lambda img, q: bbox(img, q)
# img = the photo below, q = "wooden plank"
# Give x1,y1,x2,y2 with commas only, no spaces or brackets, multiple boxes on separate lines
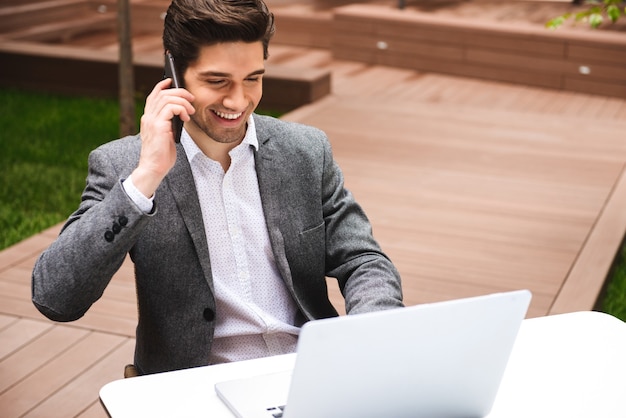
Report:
568,43,626,66
0,296,43,323
332,29,467,63
126,34,163,54
564,60,626,82
322,65,415,98
564,76,626,99
23,338,135,418
426,76,505,105
88,296,137,324
0,314,17,331
0,250,134,336
0,294,137,337
461,32,565,57
0,263,36,283
0,0,97,33
0,331,125,418
331,13,376,35
374,18,566,57
0,318,51,361
7,16,115,42
598,97,626,119
130,2,169,35
616,102,626,119
384,36,467,62
330,44,376,65
397,274,554,318
0,325,89,394
94,281,136,304
0,280,33,307
381,244,569,296
0,233,52,271
267,48,332,70
76,401,110,418
379,51,565,89
551,164,626,314
467,48,568,77
468,81,533,110
273,7,333,49
537,89,585,115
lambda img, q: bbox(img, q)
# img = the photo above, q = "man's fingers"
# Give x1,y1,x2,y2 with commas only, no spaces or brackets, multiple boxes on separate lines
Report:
144,81,195,126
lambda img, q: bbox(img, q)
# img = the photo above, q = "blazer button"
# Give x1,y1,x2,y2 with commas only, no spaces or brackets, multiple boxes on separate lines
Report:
118,216,128,227
104,230,115,242
112,222,121,234
203,308,215,322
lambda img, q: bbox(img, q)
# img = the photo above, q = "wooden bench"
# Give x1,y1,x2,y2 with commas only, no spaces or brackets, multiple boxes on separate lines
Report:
330,4,626,98
0,41,331,111
2,15,115,43
271,4,334,49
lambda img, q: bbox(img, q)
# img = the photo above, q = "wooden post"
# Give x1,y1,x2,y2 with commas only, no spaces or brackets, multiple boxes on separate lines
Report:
117,0,136,136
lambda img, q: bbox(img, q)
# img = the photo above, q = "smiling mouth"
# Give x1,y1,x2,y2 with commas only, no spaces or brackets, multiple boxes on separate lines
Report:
213,110,243,120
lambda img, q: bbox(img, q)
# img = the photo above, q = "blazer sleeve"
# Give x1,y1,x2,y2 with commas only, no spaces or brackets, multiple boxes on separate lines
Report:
31,140,151,322
319,136,404,314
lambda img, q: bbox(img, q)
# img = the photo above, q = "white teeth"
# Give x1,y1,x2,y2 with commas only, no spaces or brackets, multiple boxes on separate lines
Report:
214,110,242,120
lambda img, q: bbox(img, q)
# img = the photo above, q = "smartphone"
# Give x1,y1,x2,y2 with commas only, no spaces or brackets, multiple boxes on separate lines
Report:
164,51,183,143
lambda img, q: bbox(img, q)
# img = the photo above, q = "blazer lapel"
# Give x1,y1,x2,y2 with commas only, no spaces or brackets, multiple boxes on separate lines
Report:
165,144,214,292
253,116,295,290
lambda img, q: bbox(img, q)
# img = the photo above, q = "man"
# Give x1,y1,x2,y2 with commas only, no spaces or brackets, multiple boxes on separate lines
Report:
31,0,403,376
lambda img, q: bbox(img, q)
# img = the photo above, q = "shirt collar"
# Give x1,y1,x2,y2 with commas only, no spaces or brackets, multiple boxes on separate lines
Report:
181,114,258,164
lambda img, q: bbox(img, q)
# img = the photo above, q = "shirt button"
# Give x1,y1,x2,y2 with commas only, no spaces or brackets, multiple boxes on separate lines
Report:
118,216,128,226
203,308,215,322
112,222,121,234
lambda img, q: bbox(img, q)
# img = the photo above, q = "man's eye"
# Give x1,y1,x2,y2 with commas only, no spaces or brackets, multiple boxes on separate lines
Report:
208,79,226,86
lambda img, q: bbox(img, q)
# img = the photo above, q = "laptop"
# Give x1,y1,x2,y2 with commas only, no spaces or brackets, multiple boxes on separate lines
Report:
215,289,532,418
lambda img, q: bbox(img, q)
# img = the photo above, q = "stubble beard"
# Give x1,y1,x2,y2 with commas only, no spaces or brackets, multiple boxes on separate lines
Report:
191,107,252,145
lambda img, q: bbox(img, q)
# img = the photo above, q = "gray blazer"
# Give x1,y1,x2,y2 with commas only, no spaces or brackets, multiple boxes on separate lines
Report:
32,114,403,375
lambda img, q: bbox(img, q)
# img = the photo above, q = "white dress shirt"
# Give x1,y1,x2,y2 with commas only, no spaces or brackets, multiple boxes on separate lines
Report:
125,117,300,364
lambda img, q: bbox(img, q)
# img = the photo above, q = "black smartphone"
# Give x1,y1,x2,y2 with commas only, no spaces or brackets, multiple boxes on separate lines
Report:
164,51,183,143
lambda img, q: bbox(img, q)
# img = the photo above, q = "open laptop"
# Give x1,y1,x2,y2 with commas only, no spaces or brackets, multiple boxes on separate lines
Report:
215,289,532,418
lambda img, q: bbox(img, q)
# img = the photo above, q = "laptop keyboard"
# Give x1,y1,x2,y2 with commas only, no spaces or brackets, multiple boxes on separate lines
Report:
266,405,286,417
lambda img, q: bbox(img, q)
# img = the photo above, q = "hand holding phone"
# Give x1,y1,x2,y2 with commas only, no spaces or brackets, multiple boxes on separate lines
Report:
164,52,184,143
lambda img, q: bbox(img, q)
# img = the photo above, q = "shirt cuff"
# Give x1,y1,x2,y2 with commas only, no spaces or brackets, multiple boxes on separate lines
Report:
122,175,154,213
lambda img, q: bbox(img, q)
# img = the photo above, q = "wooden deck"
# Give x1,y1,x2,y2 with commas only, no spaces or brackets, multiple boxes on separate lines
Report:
2,1,626,417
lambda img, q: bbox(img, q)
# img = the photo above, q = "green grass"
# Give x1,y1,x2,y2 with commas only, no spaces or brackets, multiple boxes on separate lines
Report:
1,87,625,321
0,88,121,249
602,243,626,320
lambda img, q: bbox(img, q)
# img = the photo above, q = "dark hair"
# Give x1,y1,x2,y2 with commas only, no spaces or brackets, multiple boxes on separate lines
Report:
163,0,275,74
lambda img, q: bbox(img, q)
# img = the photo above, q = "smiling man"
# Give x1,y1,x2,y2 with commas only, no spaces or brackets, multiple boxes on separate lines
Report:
31,0,403,376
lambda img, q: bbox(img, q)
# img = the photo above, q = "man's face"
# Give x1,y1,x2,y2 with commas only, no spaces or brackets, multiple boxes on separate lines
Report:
183,41,265,145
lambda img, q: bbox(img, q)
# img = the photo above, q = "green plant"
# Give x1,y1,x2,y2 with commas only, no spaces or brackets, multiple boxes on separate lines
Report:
546,0,625,29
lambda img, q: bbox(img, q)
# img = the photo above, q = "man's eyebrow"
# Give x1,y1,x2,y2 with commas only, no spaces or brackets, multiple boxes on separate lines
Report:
198,69,266,78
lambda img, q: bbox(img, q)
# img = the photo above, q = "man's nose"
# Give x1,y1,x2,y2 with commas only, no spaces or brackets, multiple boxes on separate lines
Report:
223,84,246,110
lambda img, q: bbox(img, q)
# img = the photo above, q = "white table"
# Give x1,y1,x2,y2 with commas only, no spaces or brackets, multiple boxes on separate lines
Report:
488,311,626,417
100,311,626,418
